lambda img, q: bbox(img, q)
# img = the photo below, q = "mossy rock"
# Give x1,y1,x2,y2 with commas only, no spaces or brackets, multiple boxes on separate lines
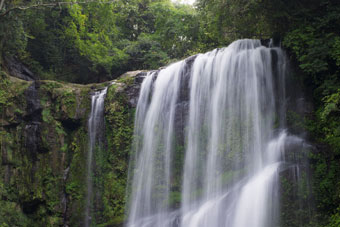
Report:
0,70,144,226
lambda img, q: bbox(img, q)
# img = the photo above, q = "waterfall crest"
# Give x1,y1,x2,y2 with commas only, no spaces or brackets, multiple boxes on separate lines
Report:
126,39,301,227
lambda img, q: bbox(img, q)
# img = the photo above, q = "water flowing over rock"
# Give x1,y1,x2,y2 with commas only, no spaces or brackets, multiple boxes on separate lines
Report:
85,88,107,227
126,39,307,227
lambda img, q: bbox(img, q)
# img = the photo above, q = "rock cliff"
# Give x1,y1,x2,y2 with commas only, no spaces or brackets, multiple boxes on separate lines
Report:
0,70,144,226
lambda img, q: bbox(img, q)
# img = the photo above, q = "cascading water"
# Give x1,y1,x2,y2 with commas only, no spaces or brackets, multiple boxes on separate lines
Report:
126,39,304,227
85,88,107,227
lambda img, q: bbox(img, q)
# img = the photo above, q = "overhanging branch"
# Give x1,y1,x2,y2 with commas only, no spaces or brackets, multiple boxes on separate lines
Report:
0,0,116,17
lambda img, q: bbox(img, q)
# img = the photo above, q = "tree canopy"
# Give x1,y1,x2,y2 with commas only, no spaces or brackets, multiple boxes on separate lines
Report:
0,0,201,83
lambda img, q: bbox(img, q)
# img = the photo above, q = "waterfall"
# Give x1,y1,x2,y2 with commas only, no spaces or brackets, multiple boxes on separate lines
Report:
126,39,303,227
85,88,107,227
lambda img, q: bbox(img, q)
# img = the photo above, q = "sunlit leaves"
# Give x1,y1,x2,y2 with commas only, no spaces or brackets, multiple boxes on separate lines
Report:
64,1,128,73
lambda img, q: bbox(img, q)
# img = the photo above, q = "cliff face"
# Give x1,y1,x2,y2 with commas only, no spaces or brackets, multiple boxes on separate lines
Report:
0,62,314,227
0,52,337,227
0,70,144,226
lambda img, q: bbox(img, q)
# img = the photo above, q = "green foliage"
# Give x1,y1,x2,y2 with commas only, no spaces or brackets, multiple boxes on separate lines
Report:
321,91,340,121
0,75,10,111
0,9,27,57
0,201,31,227
0,0,201,83
284,29,333,76
65,1,128,73
317,90,340,153
327,208,340,227
100,84,135,224
150,1,200,58
42,109,52,123
331,37,340,66
66,130,88,225
125,34,169,70
0,72,31,119
195,0,274,47
168,191,181,208
310,151,340,220
283,2,340,224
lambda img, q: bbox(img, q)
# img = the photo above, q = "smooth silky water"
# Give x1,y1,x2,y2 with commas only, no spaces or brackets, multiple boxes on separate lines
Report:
126,39,304,227
85,88,107,227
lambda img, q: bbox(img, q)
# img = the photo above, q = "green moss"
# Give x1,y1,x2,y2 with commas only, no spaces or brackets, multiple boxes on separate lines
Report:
40,80,91,121
287,110,308,132
0,74,30,121
61,90,77,117
168,191,181,208
0,200,32,227
0,71,138,226
116,75,135,86
42,109,52,123
40,81,63,90
67,130,88,225
0,73,96,226
89,83,135,225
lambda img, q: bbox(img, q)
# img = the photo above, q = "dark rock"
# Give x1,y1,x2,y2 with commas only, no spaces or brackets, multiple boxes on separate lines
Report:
135,71,149,83
25,122,48,156
23,82,47,157
172,58,195,145
184,54,198,66
283,135,312,165
122,71,148,108
24,82,42,122
61,118,82,132
261,36,281,47
174,101,189,144
4,56,36,81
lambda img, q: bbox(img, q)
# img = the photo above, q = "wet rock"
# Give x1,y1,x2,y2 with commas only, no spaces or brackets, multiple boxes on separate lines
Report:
23,82,48,156
261,37,281,47
174,101,189,144
24,82,42,122
117,70,148,108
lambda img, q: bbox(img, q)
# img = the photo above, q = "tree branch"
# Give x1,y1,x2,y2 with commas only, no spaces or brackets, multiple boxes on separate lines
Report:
0,0,116,17
0,0,5,11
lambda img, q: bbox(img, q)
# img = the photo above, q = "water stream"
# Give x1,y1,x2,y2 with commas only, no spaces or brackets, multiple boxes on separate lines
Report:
126,39,303,227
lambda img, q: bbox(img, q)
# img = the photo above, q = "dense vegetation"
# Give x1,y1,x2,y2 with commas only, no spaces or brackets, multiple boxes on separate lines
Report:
0,0,201,83
1,0,340,226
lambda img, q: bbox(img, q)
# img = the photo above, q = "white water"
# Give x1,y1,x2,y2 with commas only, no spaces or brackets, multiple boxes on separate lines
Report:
126,39,299,227
85,88,107,227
